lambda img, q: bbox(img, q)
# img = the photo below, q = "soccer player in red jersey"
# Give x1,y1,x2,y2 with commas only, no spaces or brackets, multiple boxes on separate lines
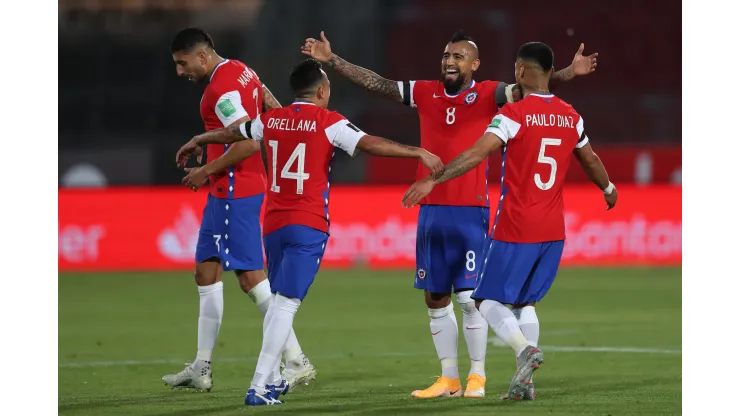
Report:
177,58,443,405
302,30,598,398
164,28,315,392
402,42,617,401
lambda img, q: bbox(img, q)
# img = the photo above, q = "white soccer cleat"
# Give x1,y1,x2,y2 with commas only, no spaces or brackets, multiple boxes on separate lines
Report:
162,362,213,392
280,356,317,390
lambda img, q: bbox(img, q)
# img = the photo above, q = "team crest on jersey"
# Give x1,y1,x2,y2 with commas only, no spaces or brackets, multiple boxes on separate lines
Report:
417,268,426,279
464,91,478,104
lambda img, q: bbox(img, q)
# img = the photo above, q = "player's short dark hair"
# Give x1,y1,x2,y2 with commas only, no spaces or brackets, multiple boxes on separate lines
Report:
290,59,325,97
171,27,214,53
517,42,554,72
450,29,475,44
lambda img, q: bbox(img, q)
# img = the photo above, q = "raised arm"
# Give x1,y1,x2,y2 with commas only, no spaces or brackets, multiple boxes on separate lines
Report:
302,31,402,103
548,43,598,91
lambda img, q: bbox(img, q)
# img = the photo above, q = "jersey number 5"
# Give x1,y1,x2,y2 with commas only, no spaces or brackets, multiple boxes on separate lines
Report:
535,138,562,190
267,141,311,194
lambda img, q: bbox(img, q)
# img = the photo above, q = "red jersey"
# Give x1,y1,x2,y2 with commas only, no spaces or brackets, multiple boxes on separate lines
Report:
400,80,510,207
486,93,588,243
200,59,267,199
240,102,365,235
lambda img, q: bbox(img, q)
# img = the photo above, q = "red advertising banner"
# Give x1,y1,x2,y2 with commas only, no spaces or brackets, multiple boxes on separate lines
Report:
367,147,682,184
58,185,681,271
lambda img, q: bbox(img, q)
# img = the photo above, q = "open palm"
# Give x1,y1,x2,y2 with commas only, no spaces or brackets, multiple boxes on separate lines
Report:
301,31,333,63
571,43,598,76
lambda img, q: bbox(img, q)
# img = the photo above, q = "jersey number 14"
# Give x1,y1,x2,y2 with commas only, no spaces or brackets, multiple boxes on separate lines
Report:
267,141,311,194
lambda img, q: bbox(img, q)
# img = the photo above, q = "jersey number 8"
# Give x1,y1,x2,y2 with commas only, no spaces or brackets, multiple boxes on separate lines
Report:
446,107,456,125
267,141,311,194
535,138,562,190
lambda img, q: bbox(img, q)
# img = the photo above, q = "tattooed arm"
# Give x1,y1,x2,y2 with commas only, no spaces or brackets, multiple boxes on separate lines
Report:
548,66,576,91
326,55,402,102
548,43,598,91
262,84,282,111
301,31,402,103
435,133,503,184
402,132,504,207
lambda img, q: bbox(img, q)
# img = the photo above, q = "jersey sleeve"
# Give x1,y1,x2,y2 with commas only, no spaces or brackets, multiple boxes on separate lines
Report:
575,115,589,148
397,80,421,108
494,82,517,107
239,114,264,141
485,106,522,144
325,117,366,156
214,90,249,126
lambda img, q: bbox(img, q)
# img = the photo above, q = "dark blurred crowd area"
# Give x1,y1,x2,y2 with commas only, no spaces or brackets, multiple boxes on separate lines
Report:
59,0,680,187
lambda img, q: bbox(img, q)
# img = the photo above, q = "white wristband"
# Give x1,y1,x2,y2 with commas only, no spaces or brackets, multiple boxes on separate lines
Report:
239,123,249,138
603,182,615,195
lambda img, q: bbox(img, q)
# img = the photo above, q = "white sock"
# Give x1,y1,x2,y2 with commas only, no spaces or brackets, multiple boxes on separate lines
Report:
457,291,487,378
195,281,224,365
249,280,305,368
250,294,301,391
513,306,539,347
479,300,528,356
429,303,459,379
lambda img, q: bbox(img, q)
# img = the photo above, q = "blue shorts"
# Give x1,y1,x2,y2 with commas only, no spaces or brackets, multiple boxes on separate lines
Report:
263,225,329,301
414,205,490,294
195,193,265,272
473,239,565,305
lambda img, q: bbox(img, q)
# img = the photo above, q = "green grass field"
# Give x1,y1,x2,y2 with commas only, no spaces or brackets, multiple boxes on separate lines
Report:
59,268,681,415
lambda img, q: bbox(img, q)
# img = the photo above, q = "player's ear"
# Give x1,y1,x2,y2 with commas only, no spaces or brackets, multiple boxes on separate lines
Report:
471,58,480,72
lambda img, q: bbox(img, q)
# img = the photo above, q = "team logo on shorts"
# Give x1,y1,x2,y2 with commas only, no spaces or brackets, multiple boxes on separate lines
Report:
417,268,426,279
465,91,478,104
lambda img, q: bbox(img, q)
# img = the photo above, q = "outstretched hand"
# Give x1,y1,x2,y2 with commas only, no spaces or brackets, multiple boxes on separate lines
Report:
571,43,598,76
301,31,333,63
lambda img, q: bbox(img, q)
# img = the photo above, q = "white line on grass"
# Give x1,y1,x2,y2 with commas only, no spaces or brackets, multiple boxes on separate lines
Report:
59,343,681,368
488,336,681,354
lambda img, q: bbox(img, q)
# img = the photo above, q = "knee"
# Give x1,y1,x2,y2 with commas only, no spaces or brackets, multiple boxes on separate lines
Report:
428,302,454,319
194,262,219,286
456,290,477,316
425,292,451,309
273,293,301,314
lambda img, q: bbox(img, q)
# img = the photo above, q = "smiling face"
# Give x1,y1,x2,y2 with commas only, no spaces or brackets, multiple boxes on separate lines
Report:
440,40,480,94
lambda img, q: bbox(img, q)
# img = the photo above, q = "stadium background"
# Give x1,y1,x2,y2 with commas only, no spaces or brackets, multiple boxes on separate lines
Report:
59,2,681,414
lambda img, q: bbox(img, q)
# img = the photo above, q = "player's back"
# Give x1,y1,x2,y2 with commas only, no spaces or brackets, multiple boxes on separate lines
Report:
490,93,586,243
407,80,505,207
200,59,266,199
256,102,362,236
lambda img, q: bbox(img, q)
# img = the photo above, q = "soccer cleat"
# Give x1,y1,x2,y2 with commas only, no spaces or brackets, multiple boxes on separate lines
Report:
523,379,536,400
267,378,290,397
411,376,463,398
505,345,544,401
281,356,317,390
463,374,486,398
245,388,281,406
162,362,213,392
